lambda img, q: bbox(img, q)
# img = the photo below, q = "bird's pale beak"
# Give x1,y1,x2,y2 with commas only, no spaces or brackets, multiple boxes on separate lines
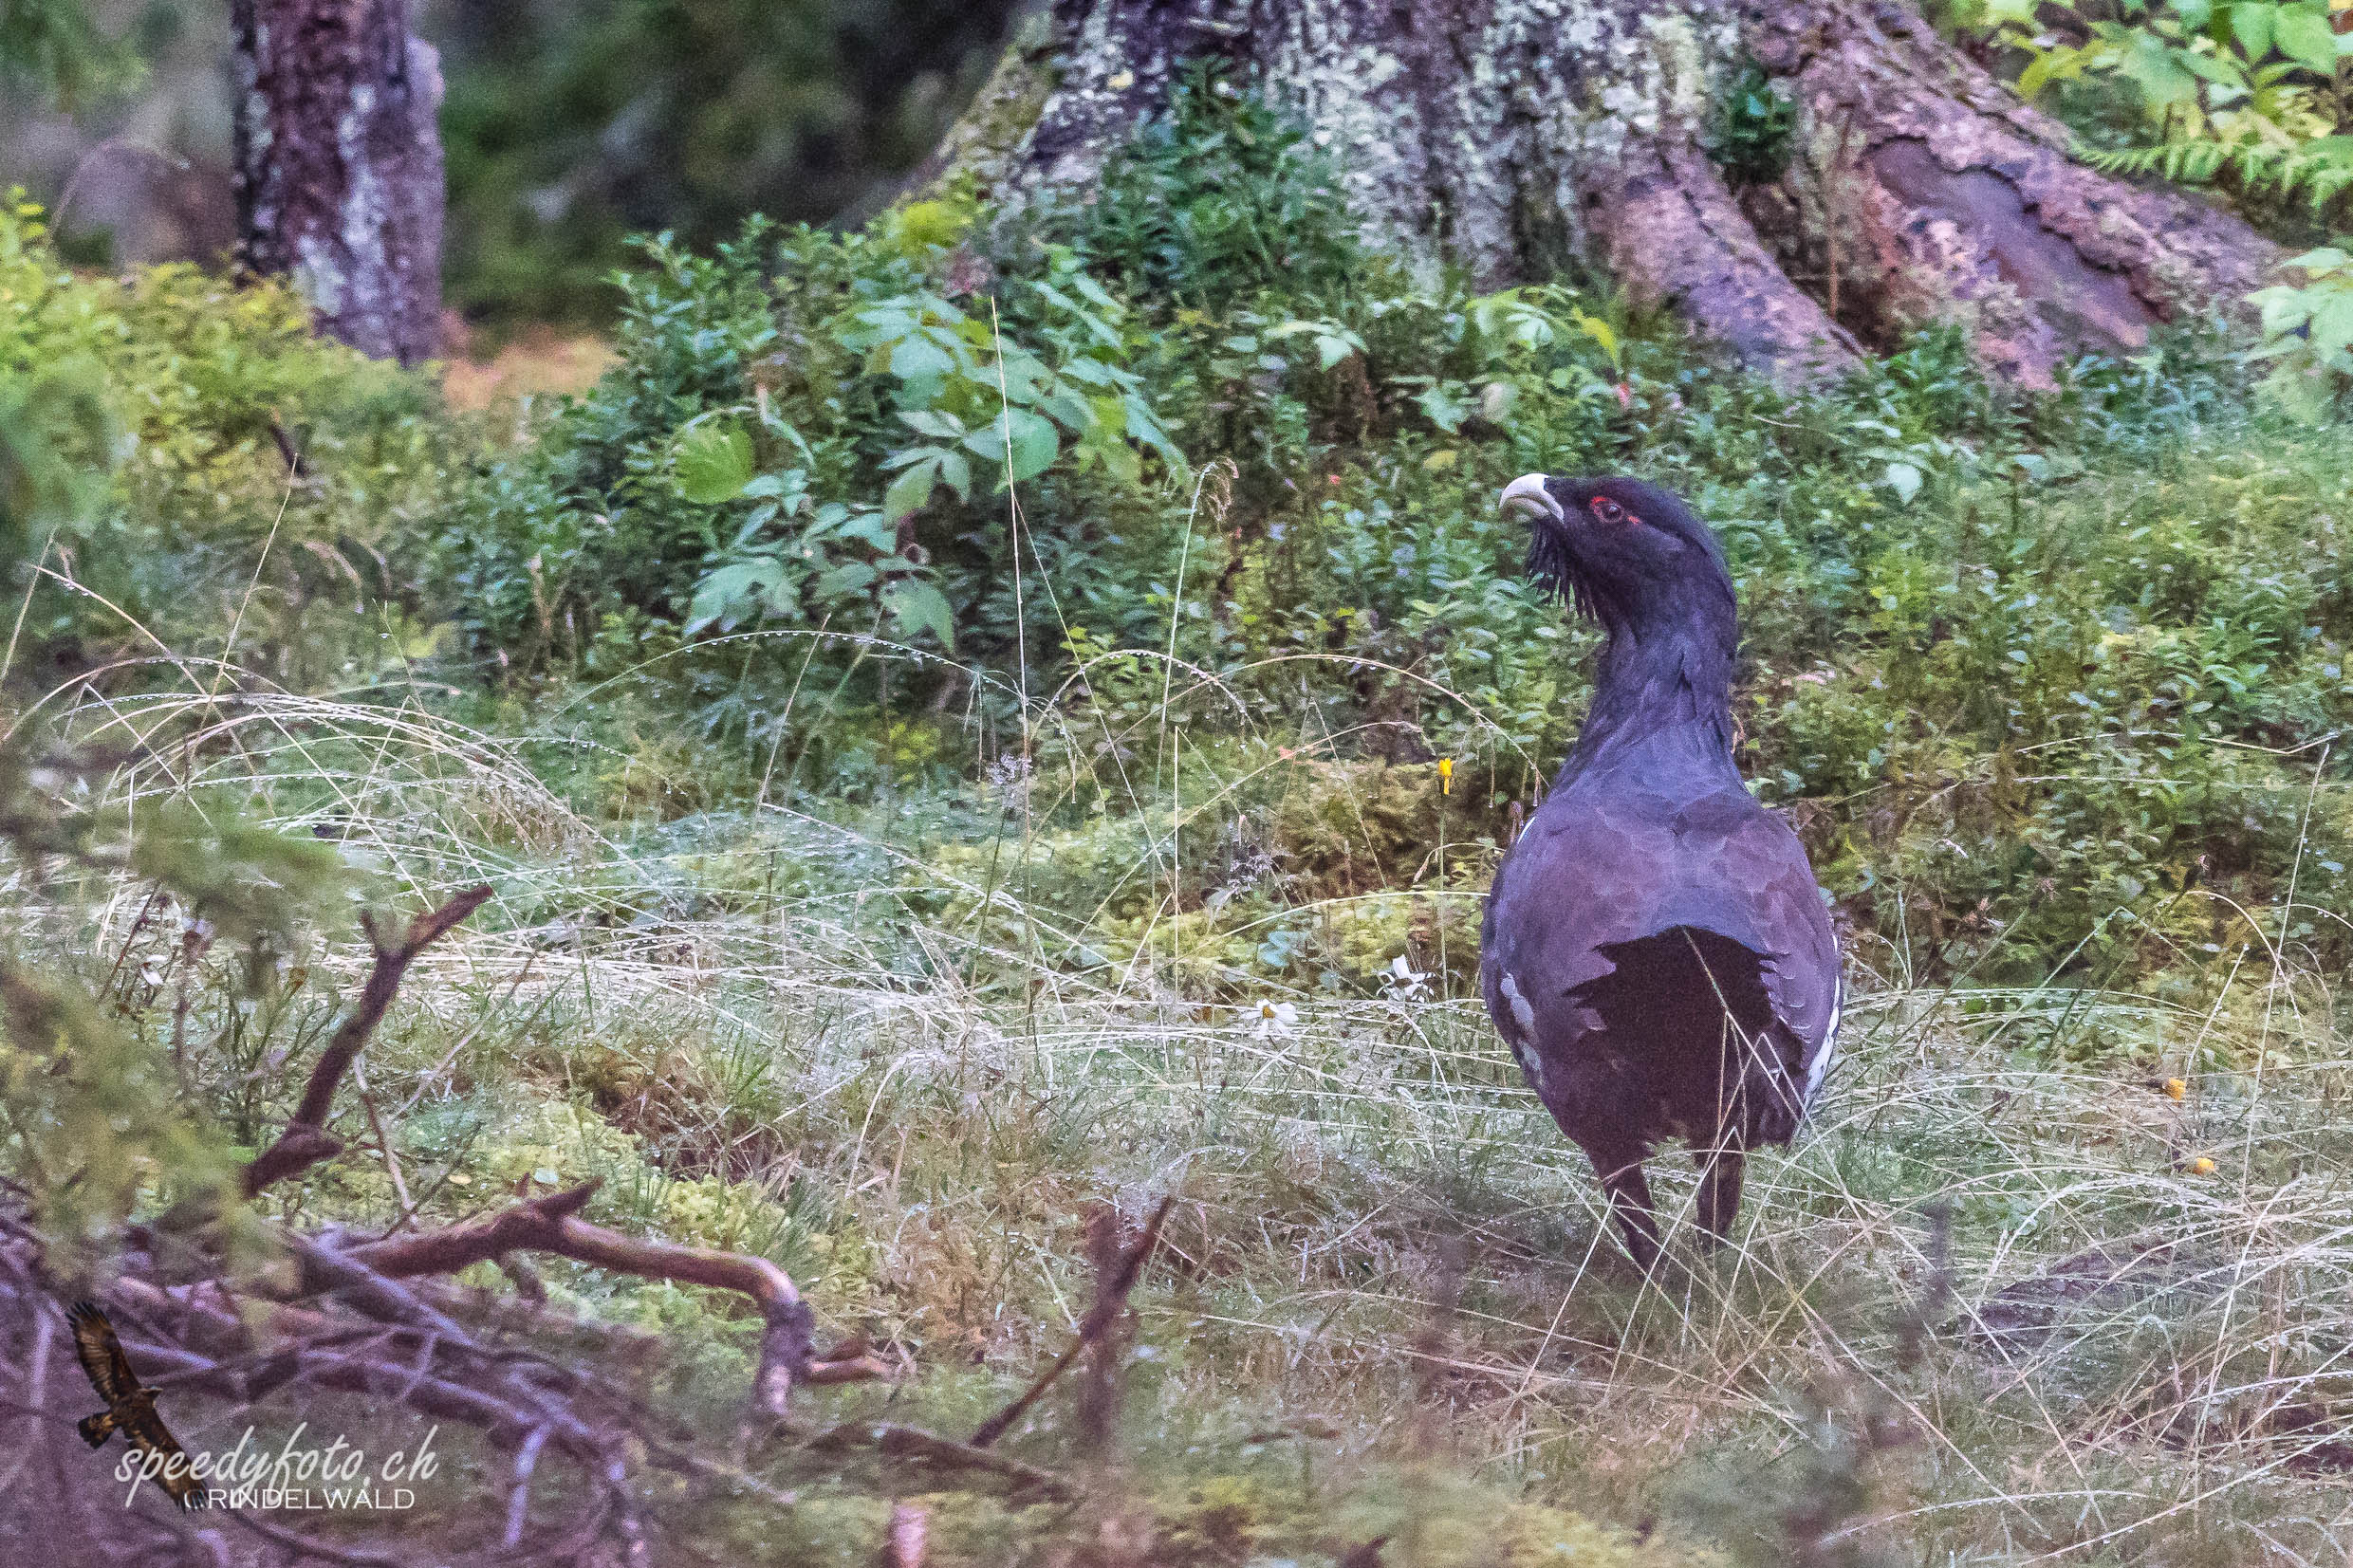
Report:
1500,473,1563,524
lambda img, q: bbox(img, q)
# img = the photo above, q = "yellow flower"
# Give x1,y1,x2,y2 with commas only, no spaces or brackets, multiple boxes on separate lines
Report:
1437,757,1454,796
2187,1155,2216,1176
2162,1078,2187,1101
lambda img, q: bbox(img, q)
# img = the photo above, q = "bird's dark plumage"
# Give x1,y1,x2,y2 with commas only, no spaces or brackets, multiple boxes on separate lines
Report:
67,1300,207,1508
1482,475,1841,1269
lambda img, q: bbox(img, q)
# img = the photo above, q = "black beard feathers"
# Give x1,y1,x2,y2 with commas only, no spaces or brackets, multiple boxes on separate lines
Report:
1527,526,1605,625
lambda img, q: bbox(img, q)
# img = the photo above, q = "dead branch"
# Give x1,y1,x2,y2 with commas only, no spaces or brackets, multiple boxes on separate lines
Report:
4,1219,661,1567
346,1179,818,1415
244,885,492,1197
805,1336,895,1386
804,1420,1072,1499
969,1193,1174,1449
883,1503,929,1568
283,1229,471,1340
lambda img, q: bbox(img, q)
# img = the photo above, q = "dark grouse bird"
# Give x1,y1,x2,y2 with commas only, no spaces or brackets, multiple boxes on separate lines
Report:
1482,473,1841,1270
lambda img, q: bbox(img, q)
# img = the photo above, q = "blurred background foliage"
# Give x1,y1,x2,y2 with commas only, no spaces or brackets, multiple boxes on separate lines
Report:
11,62,2347,1006
431,0,1027,328
2,3,2348,1004
0,0,1029,328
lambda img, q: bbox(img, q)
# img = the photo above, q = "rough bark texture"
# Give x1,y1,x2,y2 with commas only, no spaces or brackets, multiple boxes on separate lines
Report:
934,0,2277,386
231,0,445,365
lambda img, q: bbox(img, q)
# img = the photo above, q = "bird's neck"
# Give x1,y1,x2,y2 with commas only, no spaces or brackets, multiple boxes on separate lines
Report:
1558,593,1739,783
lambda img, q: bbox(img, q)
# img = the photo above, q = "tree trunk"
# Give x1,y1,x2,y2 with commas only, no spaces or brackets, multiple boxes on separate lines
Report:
932,0,2276,387
231,0,445,365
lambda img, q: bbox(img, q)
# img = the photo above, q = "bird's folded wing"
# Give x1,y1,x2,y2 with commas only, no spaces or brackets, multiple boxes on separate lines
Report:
1493,787,1839,1047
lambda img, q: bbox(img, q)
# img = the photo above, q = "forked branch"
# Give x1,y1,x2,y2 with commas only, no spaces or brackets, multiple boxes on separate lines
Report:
347,1179,826,1414
243,886,493,1197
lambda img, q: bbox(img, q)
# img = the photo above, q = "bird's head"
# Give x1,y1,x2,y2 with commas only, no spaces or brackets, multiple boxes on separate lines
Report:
1500,473,1734,636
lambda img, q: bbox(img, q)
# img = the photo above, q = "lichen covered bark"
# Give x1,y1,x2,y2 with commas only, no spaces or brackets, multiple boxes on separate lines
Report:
1747,0,2270,385
232,0,444,366
934,0,2275,387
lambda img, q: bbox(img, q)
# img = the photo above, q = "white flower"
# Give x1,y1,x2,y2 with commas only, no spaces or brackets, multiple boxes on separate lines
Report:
1380,954,1433,1002
1252,999,1299,1038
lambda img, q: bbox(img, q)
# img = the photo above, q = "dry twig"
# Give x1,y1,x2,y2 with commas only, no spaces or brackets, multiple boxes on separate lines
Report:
243,886,492,1197
969,1194,1174,1449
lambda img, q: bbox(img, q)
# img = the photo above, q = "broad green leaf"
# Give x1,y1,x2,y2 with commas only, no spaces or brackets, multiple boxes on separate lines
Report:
1571,310,1621,363
1884,461,1924,506
2115,34,2199,111
1070,273,1121,313
2250,284,2313,335
884,459,937,523
1005,409,1060,482
1124,397,1187,470
898,409,966,439
1099,439,1141,487
842,507,899,552
889,333,955,383
2175,48,2248,88
2019,46,2089,99
814,561,877,600
2229,2,2275,59
937,450,973,502
674,419,755,506
1414,383,1470,434
1060,357,1121,389
1043,388,1097,433
992,351,1047,404
2274,3,2337,71
882,580,956,651
685,557,786,634
2307,291,2353,357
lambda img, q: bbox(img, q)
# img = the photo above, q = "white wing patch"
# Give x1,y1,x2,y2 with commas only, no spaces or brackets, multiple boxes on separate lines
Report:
1497,972,1547,1096
1801,979,1842,1109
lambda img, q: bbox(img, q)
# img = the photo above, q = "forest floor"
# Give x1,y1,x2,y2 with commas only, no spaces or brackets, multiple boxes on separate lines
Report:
50,677,2351,1567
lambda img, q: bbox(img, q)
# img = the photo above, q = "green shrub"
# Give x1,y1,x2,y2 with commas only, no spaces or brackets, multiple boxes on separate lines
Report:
437,214,1187,719
0,195,461,690
2249,238,2353,416
1057,60,1366,308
